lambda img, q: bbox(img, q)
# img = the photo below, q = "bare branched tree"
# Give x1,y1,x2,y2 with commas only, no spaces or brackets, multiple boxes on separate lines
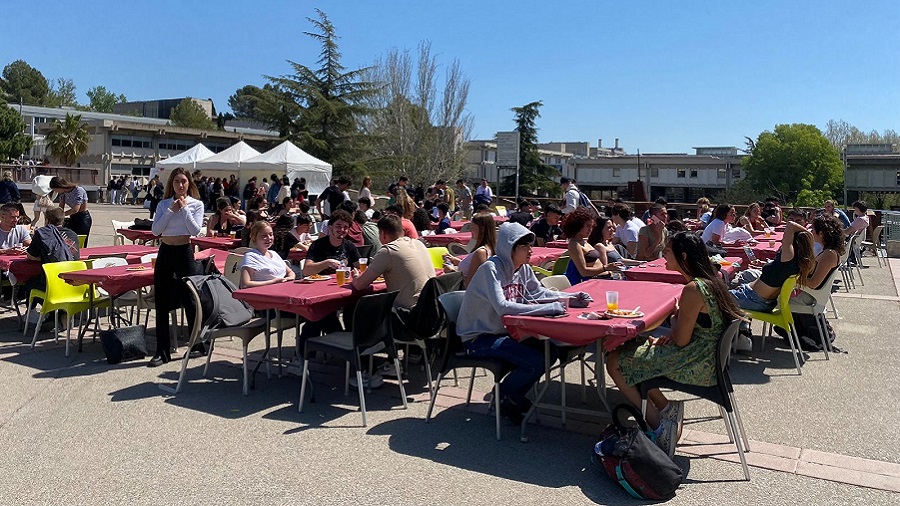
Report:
362,42,473,189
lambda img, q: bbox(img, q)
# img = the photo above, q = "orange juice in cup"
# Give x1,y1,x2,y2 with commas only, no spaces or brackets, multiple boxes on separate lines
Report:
606,291,619,312
764,228,771,238
336,268,347,286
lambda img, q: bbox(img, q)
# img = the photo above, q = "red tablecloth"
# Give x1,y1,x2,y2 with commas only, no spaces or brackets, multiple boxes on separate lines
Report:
454,246,564,268
118,228,158,243
624,257,741,284
192,236,241,250
287,249,307,261
425,232,472,246
502,279,682,351
546,240,567,249
58,248,229,296
5,245,159,285
723,240,780,264
232,278,385,322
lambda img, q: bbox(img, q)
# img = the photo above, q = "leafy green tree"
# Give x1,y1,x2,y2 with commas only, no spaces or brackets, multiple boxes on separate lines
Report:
227,83,299,135
46,113,89,166
0,60,50,105
86,85,126,112
0,101,33,161
266,9,377,178
47,78,78,108
500,101,559,196
169,98,214,130
742,123,843,206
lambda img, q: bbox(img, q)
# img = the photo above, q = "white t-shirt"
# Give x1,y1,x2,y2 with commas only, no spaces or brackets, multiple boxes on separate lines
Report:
617,217,644,245
241,249,288,282
562,186,580,214
0,225,31,249
701,218,728,243
846,215,869,238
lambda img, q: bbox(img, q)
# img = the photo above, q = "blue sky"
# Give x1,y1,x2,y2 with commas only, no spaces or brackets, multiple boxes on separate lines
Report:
3,0,898,153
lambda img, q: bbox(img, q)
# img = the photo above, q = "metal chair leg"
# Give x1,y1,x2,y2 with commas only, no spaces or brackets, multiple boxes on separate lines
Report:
356,369,368,427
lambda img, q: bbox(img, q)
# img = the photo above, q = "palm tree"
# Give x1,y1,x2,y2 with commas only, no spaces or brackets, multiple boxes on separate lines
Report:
46,113,90,166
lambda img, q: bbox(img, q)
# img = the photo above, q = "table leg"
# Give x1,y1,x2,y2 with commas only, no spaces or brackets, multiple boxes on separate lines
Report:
77,284,96,353
276,309,284,378
595,341,611,412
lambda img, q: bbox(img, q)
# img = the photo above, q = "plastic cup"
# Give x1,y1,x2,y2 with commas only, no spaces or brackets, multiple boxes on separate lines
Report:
606,291,619,311
151,257,157,269
359,257,367,273
768,239,775,248
764,229,771,238
229,231,236,240
560,296,569,312
336,268,347,286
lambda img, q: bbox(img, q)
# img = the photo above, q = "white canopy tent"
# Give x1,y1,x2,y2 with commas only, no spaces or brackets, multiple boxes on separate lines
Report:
150,143,215,181
241,141,333,195
193,141,261,172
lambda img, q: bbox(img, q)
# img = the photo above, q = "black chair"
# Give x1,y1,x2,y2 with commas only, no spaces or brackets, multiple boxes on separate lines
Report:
426,291,512,440
638,320,750,480
356,244,373,259
298,291,406,427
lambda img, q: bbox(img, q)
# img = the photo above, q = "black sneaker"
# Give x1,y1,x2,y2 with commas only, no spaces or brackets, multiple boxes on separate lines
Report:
499,398,525,425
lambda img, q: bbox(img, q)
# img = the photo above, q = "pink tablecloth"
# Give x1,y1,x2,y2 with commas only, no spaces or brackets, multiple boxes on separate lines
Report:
232,278,385,322
454,246,564,268
723,240,780,264
58,248,229,296
192,236,241,250
118,228,158,243
425,232,472,247
503,279,682,351
546,240,568,249
5,245,159,285
624,257,741,284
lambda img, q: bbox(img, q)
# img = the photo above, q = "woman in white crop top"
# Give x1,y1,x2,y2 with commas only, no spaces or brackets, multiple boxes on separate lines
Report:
148,167,205,367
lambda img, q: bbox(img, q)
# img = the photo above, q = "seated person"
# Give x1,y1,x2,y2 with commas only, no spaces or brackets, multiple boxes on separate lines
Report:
276,197,295,218
507,199,534,227
636,203,669,261
207,197,246,236
529,204,562,247
299,210,361,340
0,202,32,253
610,203,645,258
824,200,850,228
271,215,299,260
351,215,435,309
696,197,712,227
786,208,807,228
359,210,382,255
607,232,745,457
384,204,419,240
457,222,575,423
444,213,496,287
764,197,783,225
22,207,79,297
738,203,768,234
358,197,375,220
338,201,365,247
240,210,262,248
290,214,315,252
563,208,618,285
700,203,737,245
240,221,296,288
436,203,452,234
844,200,869,238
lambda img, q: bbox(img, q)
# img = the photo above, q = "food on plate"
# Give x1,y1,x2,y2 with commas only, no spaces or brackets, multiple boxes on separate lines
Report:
606,309,638,316
306,274,328,281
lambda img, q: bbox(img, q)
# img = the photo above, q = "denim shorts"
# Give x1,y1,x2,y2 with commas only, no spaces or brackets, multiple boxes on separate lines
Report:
730,284,777,312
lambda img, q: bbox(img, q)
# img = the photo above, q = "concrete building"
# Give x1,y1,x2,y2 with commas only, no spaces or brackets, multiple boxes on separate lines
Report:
112,98,215,120
463,139,580,183
844,143,900,202
9,104,280,189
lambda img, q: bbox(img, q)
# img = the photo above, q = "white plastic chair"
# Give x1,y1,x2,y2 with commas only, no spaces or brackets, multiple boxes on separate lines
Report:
540,275,571,291
111,219,135,246
91,257,139,325
788,269,841,359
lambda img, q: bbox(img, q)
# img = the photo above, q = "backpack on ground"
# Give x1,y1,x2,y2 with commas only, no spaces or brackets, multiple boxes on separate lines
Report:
592,404,683,500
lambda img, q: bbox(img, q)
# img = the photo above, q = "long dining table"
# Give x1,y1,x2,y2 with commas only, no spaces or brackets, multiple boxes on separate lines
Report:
423,232,472,247
502,278,682,438
623,257,742,284
117,228,159,245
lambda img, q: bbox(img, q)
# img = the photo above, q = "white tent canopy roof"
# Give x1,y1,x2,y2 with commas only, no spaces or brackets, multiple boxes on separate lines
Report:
155,143,215,169
194,141,261,171
241,141,333,194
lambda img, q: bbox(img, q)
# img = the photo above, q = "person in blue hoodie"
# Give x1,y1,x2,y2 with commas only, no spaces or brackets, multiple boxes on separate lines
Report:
457,222,589,422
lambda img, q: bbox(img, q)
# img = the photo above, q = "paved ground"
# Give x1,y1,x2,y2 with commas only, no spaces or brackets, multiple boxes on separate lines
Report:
0,204,898,505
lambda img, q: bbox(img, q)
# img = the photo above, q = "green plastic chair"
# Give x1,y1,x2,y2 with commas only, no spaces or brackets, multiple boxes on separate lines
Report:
743,275,803,375
427,247,450,270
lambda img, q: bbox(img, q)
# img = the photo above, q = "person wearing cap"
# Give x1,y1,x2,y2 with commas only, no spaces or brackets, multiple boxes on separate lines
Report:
0,171,20,204
560,177,580,214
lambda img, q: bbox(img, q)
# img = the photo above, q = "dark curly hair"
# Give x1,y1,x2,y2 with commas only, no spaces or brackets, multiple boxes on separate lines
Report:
560,207,596,238
812,214,845,257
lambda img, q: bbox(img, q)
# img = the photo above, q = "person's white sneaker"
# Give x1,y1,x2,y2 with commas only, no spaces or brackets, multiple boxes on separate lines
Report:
349,372,384,389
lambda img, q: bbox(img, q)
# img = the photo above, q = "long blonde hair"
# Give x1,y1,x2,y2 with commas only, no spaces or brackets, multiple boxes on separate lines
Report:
471,213,497,252
396,188,416,219
793,230,816,287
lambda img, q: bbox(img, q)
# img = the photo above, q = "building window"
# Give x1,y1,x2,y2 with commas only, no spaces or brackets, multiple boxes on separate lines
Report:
651,167,659,178
690,169,698,178
732,168,741,179
677,168,686,178
612,167,621,177
718,168,726,179
896,171,900,185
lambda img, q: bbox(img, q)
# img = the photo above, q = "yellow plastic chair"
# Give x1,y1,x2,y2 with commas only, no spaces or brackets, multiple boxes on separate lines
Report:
23,261,107,357
427,247,450,269
77,235,87,248
743,275,803,375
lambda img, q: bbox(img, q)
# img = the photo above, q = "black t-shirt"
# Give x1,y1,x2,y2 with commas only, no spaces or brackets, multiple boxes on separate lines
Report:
319,185,345,217
530,218,561,245
508,211,533,227
306,236,360,274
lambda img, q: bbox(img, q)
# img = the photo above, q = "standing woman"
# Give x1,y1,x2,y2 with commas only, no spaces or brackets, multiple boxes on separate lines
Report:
49,177,92,246
148,167,204,367
359,176,374,208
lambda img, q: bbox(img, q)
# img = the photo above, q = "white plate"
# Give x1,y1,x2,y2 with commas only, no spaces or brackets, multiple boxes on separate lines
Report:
604,310,645,319
303,275,332,281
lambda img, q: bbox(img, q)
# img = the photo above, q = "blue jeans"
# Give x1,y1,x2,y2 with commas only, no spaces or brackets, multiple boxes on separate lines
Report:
730,284,776,312
465,335,547,406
